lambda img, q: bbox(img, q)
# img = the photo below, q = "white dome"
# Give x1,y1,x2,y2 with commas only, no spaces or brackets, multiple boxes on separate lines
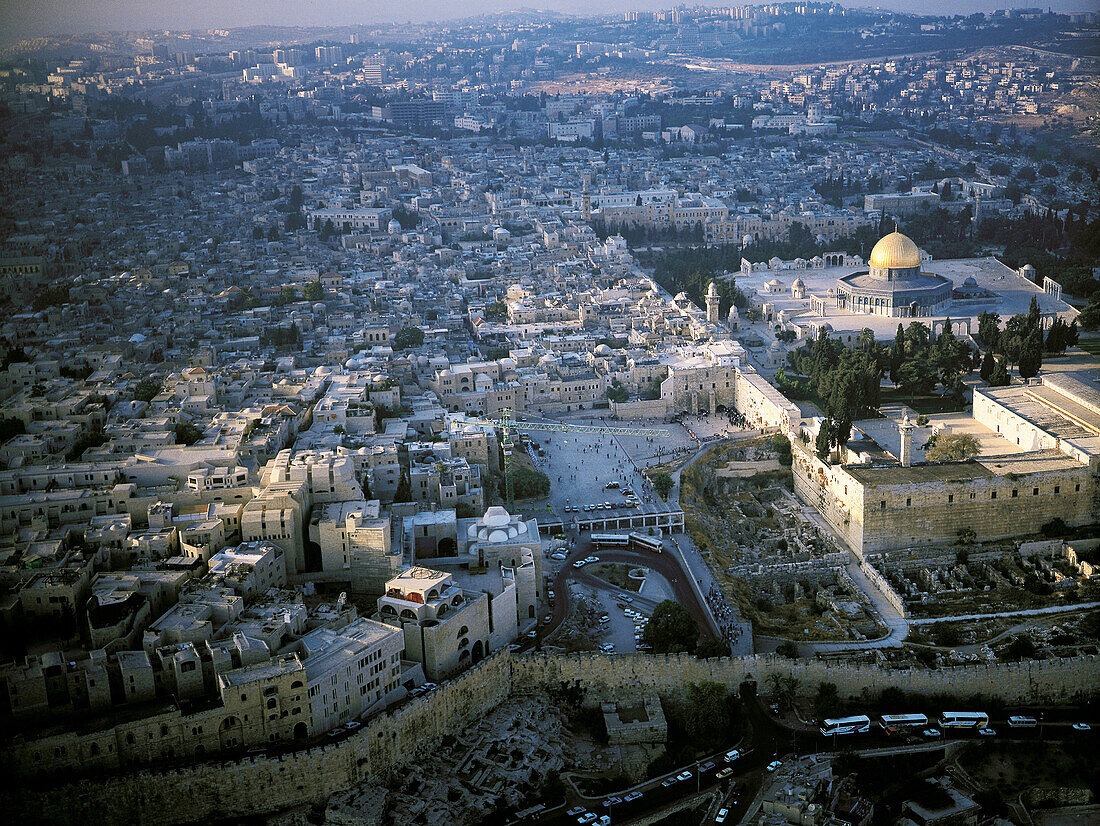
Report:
488,529,509,542
507,526,518,538
482,506,511,527
467,523,478,538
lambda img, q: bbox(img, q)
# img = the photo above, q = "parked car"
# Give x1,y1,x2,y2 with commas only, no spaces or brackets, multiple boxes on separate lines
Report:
766,760,783,772
922,728,942,738
567,807,585,817
716,767,734,779
602,796,622,807
699,761,714,771
723,749,741,762
623,791,642,803
676,771,693,781
715,808,730,823
978,728,996,736
1072,723,1091,731
577,813,596,825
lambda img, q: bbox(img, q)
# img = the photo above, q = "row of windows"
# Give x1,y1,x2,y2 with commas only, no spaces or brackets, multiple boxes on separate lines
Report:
886,482,1080,509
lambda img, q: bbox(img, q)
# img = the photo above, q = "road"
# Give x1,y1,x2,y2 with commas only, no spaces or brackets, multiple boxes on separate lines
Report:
511,686,1099,826
523,536,717,653
907,601,1100,626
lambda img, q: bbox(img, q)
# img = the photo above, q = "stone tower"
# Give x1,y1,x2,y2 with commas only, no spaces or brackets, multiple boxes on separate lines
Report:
899,412,914,468
706,281,720,324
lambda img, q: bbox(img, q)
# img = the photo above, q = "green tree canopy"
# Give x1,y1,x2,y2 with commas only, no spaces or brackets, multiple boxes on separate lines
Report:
393,326,425,350
925,432,980,463
643,600,699,654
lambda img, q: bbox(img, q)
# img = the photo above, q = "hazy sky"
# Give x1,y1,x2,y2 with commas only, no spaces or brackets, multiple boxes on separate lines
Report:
2,1,1096,44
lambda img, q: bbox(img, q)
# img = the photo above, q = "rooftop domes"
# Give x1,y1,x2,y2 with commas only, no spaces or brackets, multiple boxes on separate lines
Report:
869,231,921,270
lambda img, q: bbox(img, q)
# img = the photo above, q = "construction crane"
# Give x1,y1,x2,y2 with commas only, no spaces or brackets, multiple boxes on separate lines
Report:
459,408,671,507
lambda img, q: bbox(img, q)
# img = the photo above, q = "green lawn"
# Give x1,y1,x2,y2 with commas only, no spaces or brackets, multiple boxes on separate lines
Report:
1075,338,1100,357
879,389,968,414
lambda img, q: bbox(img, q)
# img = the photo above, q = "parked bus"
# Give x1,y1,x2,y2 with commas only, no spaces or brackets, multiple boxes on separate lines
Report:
939,711,989,729
820,715,871,736
879,713,928,732
1007,716,1037,728
628,532,662,553
591,533,630,551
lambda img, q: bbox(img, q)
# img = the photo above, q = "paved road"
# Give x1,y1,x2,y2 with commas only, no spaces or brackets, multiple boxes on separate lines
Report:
907,601,1100,626
522,537,718,653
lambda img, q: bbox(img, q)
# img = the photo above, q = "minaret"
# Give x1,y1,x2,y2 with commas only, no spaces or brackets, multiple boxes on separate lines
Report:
899,412,914,468
706,281,720,324
581,177,591,221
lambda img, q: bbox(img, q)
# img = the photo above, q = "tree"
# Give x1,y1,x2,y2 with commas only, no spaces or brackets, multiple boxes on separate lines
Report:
1006,634,1037,661
393,473,412,503
650,472,674,500
0,416,26,443
1018,329,1043,379
977,311,1000,351
643,600,699,653
302,280,324,301
174,422,204,446
813,682,841,718
989,357,1010,387
133,378,162,402
925,432,980,463
771,433,792,467
678,682,735,750
775,641,800,659
392,326,425,350
980,350,995,383
815,420,833,462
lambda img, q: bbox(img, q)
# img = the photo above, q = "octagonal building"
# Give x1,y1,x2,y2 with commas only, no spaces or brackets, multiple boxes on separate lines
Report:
836,230,951,318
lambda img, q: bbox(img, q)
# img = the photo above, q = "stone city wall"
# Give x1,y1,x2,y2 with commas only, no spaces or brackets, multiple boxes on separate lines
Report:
5,650,1098,825
509,651,1099,707
3,652,512,826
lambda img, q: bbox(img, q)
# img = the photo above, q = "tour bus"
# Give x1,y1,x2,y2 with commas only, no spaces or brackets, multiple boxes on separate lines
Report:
879,713,929,733
820,715,872,736
628,532,662,554
591,533,630,551
939,711,989,729
1007,716,1037,728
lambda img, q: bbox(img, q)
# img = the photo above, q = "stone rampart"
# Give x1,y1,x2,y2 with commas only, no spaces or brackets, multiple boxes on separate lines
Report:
4,651,1098,825
509,652,1099,707
3,653,511,826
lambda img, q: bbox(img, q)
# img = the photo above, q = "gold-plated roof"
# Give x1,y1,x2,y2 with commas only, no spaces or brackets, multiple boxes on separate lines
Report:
869,230,921,269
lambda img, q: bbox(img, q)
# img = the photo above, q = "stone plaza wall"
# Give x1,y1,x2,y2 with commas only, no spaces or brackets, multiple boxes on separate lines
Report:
4,650,1098,825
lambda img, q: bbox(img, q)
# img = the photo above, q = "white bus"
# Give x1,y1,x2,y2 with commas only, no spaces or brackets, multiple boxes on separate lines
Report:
1007,716,1037,728
939,711,989,729
591,533,630,551
879,713,928,732
820,715,871,736
628,532,662,553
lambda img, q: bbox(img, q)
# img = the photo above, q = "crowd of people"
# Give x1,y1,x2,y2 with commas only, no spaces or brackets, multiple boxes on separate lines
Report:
707,583,743,643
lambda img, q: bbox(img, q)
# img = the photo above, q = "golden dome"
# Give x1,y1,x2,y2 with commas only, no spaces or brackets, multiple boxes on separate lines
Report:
869,231,921,269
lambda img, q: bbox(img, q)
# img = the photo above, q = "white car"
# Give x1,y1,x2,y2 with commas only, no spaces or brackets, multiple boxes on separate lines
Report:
551,552,567,561
585,556,599,564
715,809,729,824
723,749,741,762
977,727,996,736
1072,722,1091,731
676,770,693,781
766,760,783,772
573,560,586,568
